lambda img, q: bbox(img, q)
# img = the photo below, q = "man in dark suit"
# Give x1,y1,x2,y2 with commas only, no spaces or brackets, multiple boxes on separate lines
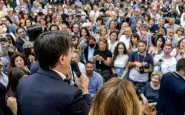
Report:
15,27,29,53
16,31,91,115
156,58,185,115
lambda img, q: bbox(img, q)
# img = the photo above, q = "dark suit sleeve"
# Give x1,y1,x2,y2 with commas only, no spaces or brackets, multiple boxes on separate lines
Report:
68,90,92,115
156,74,169,114
15,41,24,53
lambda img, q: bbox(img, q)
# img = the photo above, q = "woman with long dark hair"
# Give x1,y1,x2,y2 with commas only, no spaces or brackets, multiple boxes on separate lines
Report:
112,42,129,78
5,67,26,115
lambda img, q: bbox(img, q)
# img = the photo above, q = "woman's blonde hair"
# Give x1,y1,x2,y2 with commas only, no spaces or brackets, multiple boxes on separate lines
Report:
151,72,163,81
89,78,141,115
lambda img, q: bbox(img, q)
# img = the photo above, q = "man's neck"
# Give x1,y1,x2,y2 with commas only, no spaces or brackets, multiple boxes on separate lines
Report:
139,51,146,56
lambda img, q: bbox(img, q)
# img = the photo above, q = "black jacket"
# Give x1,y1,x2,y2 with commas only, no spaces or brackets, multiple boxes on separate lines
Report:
156,72,185,115
16,68,92,115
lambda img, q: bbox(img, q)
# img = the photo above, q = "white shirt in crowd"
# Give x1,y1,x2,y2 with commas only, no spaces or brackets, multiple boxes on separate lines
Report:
108,40,118,54
119,35,130,50
113,54,128,68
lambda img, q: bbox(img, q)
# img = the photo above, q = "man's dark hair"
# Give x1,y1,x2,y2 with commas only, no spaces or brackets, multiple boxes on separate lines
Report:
86,61,94,65
34,31,72,69
176,58,185,71
48,24,60,31
138,40,147,46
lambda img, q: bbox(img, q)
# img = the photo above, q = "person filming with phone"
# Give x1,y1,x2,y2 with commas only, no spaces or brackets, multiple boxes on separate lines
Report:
16,31,91,115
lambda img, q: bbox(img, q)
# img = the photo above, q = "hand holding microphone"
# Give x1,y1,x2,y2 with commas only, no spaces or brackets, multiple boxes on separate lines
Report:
71,61,89,93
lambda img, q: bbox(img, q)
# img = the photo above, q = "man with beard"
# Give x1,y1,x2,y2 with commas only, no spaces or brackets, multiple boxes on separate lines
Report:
86,61,103,97
128,40,153,93
15,27,29,53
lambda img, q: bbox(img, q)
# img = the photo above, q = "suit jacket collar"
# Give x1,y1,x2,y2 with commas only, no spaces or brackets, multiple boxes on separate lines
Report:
37,68,64,81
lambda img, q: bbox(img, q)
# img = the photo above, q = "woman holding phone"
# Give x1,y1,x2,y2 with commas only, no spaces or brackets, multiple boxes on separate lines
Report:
93,39,112,82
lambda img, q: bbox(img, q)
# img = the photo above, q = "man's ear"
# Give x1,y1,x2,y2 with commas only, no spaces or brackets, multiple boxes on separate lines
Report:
59,55,65,65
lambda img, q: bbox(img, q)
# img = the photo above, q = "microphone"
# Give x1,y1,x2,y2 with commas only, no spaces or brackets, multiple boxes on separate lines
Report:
71,61,81,78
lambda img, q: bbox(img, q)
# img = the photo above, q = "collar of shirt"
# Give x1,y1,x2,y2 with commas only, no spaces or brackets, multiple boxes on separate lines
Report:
52,69,66,80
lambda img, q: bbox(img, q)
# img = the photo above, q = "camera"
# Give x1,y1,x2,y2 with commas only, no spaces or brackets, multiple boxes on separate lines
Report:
159,59,164,62
139,63,149,74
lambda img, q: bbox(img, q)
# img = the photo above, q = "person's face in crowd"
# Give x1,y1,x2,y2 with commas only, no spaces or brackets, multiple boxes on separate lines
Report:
71,52,80,63
24,13,28,19
97,20,102,26
110,32,117,41
134,11,140,16
0,60,3,73
158,29,165,35
86,63,94,75
8,10,13,16
108,6,113,11
144,15,149,22
131,36,138,45
1,18,8,25
169,18,175,25
1,24,7,33
149,19,155,26
36,16,41,23
121,22,129,32
48,9,53,14
110,21,116,29
93,5,98,11
99,41,107,51
88,39,96,47
124,28,131,38
163,45,172,55
72,37,78,46
25,20,31,27
118,44,125,54
136,20,143,29
156,38,163,47
151,75,160,86
100,28,107,36
18,28,26,38
40,19,46,26
138,42,146,53
61,24,68,31
0,26,3,35
116,3,120,7
159,19,165,26
0,2,3,9
15,56,25,68
179,39,185,49
56,16,62,24
73,24,79,33
177,29,184,36
107,0,113,3
51,26,58,31
87,23,92,31
46,16,51,22
81,29,87,37
168,30,174,37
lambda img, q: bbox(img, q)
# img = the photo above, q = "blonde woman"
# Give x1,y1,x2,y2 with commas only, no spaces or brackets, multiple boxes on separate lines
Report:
140,72,162,105
89,78,141,115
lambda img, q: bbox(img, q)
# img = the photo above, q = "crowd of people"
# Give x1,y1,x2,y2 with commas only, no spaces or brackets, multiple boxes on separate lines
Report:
0,0,185,114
